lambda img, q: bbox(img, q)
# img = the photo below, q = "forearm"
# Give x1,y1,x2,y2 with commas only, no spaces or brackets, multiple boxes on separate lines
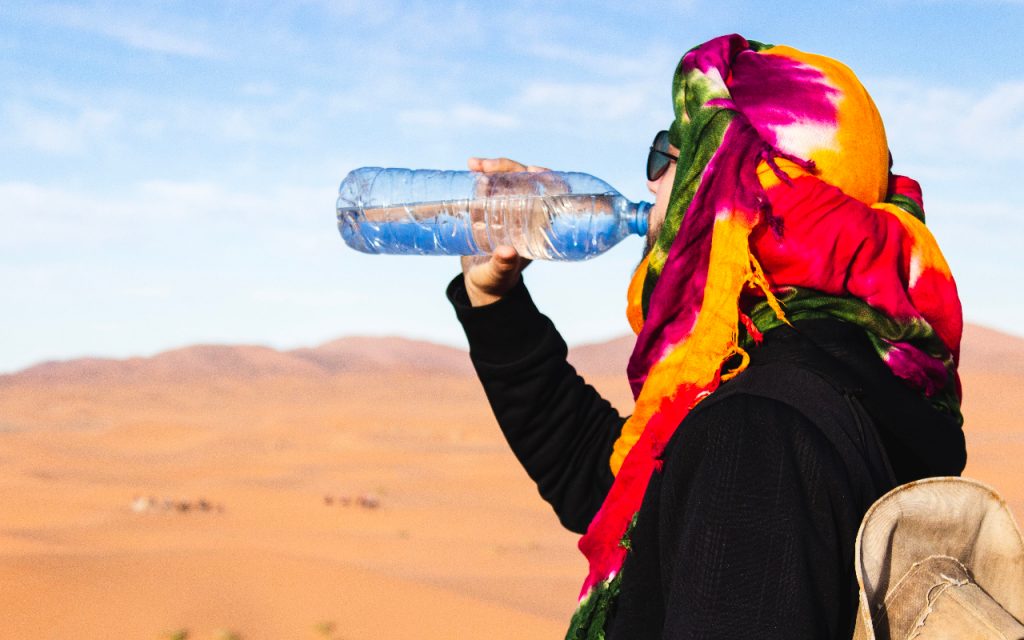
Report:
447,274,624,533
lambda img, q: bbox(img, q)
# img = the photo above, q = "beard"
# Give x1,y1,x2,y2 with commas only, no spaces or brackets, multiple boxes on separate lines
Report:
638,218,663,268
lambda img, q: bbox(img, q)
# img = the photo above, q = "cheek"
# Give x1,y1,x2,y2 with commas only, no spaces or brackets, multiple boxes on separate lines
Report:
656,166,676,202
647,166,676,243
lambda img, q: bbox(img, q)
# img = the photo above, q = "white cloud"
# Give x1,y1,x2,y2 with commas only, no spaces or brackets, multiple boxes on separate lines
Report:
0,180,330,248
962,81,1024,156
121,286,171,299
526,44,650,77
515,80,664,127
584,0,698,11
92,21,220,58
524,42,678,78
317,0,400,23
182,89,323,143
315,0,485,50
240,82,278,97
1,80,321,156
327,94,365,113
4,102,119,154
871,78,1024,162
36,4,223,58
398,104,520,130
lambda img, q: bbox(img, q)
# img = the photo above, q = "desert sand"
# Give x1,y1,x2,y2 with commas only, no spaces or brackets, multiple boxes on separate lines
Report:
0,325,1020,639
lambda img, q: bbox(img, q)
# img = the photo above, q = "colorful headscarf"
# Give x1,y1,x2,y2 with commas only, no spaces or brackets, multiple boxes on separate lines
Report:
567,34,963,638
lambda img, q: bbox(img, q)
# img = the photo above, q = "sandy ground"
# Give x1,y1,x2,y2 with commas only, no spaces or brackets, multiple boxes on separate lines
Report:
0,326,1020,639
0,370,585,639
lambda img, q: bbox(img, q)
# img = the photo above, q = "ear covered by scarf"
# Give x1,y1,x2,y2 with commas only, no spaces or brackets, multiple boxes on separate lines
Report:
567,34,962,639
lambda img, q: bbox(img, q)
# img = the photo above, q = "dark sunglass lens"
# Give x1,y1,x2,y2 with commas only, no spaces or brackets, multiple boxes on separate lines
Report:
646,130,671,181
647,150,667,182
654,130,670,152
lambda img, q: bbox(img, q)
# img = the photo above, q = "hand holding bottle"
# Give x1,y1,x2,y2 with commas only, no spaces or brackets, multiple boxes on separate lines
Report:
461,157,543,306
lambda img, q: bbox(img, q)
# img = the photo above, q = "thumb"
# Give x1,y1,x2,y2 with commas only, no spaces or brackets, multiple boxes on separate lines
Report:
492,247,519,270
488,246,525,285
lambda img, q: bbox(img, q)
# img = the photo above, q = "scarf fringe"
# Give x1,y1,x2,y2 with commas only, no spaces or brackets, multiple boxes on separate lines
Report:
747,250,790,326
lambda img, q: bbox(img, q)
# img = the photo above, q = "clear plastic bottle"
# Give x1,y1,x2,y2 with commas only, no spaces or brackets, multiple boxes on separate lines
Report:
336,167,651,261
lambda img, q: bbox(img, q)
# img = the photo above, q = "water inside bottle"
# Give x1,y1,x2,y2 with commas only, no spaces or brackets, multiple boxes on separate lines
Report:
338,193,626,260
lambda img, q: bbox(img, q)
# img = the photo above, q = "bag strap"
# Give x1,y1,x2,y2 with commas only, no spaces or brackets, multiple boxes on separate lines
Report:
706,358,897,503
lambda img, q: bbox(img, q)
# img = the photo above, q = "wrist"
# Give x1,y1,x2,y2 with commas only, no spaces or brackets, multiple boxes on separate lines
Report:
447,273,551,364
465,284,501,307
464,276,518,307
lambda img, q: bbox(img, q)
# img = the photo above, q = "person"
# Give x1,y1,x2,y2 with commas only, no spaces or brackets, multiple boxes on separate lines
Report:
446,34,966,639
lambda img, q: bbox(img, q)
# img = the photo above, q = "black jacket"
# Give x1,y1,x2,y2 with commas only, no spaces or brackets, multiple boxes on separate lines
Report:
447,275,966,639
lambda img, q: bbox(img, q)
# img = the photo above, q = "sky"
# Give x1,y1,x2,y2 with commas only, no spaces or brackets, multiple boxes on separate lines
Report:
2,0,1023,373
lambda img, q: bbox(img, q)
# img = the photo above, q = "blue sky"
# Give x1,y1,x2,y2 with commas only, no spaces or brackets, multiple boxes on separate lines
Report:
2,0,1023,373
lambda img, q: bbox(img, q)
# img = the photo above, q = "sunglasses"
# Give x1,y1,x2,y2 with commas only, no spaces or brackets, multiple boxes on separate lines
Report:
646,130,679,182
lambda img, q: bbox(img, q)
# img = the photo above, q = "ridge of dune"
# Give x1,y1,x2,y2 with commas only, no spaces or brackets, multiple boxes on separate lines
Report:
4,322,1018,387
293,335,473,376
5,344,326,385
3,336,473,386
0,333,614,386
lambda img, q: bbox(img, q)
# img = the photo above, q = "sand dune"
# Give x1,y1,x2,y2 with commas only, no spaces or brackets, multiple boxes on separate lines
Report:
10,336,473,386
295,336,474,376
0,325,1021,639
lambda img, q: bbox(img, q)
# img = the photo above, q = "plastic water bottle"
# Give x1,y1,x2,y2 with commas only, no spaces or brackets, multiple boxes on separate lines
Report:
336,167,651,261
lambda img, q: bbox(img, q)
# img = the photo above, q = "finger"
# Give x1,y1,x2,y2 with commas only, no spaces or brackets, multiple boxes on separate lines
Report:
467,157,484,171
492,245,519,261
480,157,529,173
492,246,532,277
491,251,521,277
525,165,551,173
491,261,518,281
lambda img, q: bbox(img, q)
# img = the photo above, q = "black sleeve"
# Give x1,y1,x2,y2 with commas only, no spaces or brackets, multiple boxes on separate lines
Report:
656,396,862,639
446,274,624,534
